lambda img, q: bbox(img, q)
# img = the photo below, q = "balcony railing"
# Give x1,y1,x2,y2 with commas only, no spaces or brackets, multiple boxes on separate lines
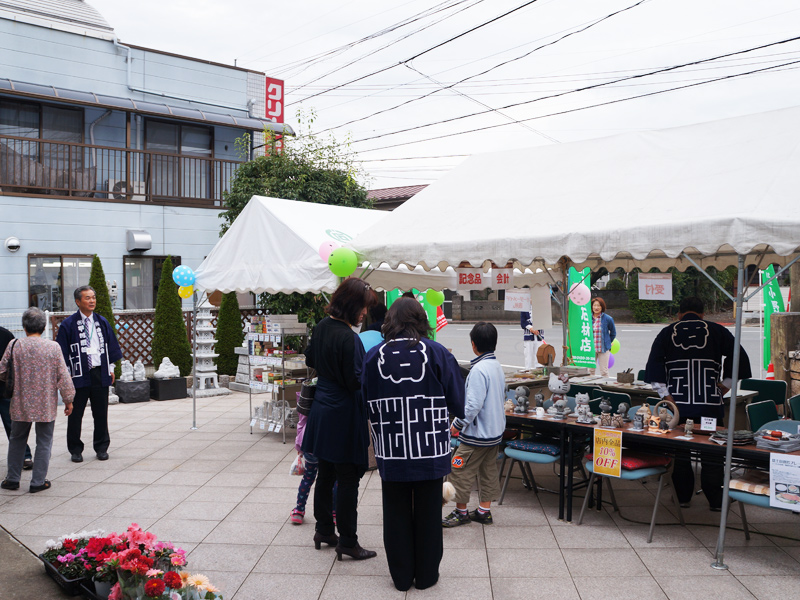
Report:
0,134,242,207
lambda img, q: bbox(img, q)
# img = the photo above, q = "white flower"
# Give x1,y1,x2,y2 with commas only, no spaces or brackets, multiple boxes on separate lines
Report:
45,539,60,550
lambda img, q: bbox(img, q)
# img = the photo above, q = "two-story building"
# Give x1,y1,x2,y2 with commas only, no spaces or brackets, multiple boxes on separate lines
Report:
0,0,291,312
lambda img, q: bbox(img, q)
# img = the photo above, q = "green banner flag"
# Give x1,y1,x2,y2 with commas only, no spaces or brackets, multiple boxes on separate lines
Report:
761,265,785,370
567,267,595,368
386,288,437,341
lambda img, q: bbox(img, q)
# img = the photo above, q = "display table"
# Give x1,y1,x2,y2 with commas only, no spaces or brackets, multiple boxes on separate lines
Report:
150,377,187,401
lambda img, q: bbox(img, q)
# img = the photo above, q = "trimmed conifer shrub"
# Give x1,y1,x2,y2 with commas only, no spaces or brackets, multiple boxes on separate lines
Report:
88,255,121,378
151,256,192,376
214,292,244,375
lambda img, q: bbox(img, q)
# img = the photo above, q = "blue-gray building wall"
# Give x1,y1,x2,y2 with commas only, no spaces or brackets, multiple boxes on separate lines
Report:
0,196,224,311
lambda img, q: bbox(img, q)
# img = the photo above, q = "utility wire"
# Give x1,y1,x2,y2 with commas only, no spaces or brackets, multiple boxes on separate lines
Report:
355,56,800,154
288,0,542,106
348,35,800,146
316,0,651,134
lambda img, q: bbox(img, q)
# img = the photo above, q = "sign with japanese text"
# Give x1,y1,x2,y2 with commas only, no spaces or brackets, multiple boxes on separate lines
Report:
638,273,672,301
492,268,514,290
769,453,800,512
265,77,284,123
456,268,487,291
387,288,438,340
761,265,785,370
567,267,595,368
504,289,531,312
593,428,622,478
436,306,448,332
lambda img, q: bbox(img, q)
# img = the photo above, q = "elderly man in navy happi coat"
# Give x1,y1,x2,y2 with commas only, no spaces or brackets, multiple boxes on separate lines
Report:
56,286,122,463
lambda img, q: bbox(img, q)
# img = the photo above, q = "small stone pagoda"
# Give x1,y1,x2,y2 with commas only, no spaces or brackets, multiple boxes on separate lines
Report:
193,301,230,397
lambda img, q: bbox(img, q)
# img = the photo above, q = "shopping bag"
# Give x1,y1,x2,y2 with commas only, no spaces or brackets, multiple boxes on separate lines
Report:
290,454,306,476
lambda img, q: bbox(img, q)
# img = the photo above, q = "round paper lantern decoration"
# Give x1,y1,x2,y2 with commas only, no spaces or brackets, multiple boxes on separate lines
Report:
608,354,615,369
178,285,194,299
610,338,621,354
328,247,358,277
425,289,445,307
319,241,339,262
359,330,383,352
172,265,195,287
568,283,590,306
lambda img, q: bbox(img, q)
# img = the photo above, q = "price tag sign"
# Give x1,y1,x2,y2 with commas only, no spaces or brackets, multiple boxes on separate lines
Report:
250,419,256,427
259,420,265,430
268,422,275,432
701,417,717,432
275,424,282,433
593,428,622,478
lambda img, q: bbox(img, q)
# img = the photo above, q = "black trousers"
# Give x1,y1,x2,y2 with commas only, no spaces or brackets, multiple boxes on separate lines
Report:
672,451,723,508
67,367,110,455
381,477,443,591
314,459,365,548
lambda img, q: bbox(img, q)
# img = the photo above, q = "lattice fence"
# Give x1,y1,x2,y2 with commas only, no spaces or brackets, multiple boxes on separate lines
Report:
44,307,264,367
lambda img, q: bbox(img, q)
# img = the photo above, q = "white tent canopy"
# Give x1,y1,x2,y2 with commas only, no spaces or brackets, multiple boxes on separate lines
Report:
194,196,556,294
350,106,800,272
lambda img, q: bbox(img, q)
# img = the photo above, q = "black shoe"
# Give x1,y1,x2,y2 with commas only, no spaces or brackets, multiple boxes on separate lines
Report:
29,480,51,493
335,543,377,561
313,532,338,550
442,509,470,528
96,452,109,461
710,506,721,512
469,509,494,525
22,459,33,471
71,453,83,463
1,479,19,490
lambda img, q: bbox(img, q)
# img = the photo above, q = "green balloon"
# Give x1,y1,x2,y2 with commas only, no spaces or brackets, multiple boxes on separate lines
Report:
426,289,445,306
610,338,621,354
328,247,358,277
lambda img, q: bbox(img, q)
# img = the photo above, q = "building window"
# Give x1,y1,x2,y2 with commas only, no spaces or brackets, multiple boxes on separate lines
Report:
145,120,212,199
28,255,93,312
124,256,181,309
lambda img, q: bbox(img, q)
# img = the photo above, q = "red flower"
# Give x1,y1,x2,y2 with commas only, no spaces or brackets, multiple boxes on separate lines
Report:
144,578,166,597
163,571,182,589
62,539,78,552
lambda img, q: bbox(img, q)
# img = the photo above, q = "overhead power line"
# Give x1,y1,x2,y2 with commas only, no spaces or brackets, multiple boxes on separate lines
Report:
347,35,800,146
355,57,800,154
287,0,542,106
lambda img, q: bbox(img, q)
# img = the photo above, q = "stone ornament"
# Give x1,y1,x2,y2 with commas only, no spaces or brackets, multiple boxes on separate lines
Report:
154,357,181,379
684,419,694,437
120,360,134,382
133,359,146,381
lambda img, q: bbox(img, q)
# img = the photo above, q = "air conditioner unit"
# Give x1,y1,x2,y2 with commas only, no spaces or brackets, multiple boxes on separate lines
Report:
107,179,146,201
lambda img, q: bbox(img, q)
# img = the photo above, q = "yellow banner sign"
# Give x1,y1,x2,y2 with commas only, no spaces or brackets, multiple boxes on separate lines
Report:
593,428,623,478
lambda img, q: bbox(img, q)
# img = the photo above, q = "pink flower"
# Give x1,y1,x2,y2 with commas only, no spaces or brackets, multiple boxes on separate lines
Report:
146,569,164,577
169,552,186,567
109,583,122,600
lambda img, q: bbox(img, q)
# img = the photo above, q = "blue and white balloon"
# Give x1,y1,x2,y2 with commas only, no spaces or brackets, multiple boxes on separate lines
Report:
172,265,196,287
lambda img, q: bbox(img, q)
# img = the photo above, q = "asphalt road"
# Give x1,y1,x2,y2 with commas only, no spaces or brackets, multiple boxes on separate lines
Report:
436,321,765,378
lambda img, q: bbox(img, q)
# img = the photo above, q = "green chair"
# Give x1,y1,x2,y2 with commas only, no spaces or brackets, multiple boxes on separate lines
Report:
568,383,602,397
788,394,800,420
745,400,779,432
637,369,646,382
590,388,632,413
740,378,787,412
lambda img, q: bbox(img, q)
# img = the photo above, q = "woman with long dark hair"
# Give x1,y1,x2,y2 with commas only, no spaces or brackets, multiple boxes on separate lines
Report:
361,298,465,590
301,277,377,560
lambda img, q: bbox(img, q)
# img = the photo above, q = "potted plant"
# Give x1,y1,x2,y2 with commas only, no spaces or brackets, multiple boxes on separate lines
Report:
40,530,105,595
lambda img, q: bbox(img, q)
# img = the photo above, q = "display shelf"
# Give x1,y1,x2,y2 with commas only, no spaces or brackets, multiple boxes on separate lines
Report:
244,315,309,443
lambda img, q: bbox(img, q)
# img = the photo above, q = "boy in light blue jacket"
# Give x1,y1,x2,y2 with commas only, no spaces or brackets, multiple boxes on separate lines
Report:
443,322,506,527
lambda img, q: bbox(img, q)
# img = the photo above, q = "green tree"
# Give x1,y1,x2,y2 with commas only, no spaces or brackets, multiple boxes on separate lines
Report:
151,256,192,376
219,109,372,327
214,292,244,375
88,255,122,378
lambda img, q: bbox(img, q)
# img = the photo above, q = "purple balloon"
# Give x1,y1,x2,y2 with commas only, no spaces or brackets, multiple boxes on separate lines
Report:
608,354,615,369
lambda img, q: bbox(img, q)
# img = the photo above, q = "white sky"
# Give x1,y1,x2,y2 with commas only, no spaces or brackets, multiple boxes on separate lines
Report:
89,0,800,190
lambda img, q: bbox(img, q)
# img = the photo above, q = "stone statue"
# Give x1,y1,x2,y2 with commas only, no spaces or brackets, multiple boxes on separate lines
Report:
632,412,645,430
504,398,514,413
617,402,630,422
533,393,545,408
658,405,671,431
575,393,592,423
154,357,181,379
120,360,134,382
598,397,612,415
514,387,530,414
133,359,146,381
684,419,694,437
600,411,613,427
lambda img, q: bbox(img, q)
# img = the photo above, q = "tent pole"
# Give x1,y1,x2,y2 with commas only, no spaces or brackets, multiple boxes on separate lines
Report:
560,258,570,366
190,291,199,431
711,254,745,570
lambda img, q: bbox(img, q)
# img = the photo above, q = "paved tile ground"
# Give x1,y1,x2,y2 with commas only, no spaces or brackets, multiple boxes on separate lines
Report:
1,392,799,599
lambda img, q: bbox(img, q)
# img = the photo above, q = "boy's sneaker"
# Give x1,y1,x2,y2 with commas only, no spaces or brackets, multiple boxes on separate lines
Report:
442,510,470,528
469,509,493,525
290,509,304,525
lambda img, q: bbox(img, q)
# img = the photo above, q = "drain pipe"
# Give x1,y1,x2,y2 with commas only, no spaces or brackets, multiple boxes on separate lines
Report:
112,36,257,114
89,110,112,168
